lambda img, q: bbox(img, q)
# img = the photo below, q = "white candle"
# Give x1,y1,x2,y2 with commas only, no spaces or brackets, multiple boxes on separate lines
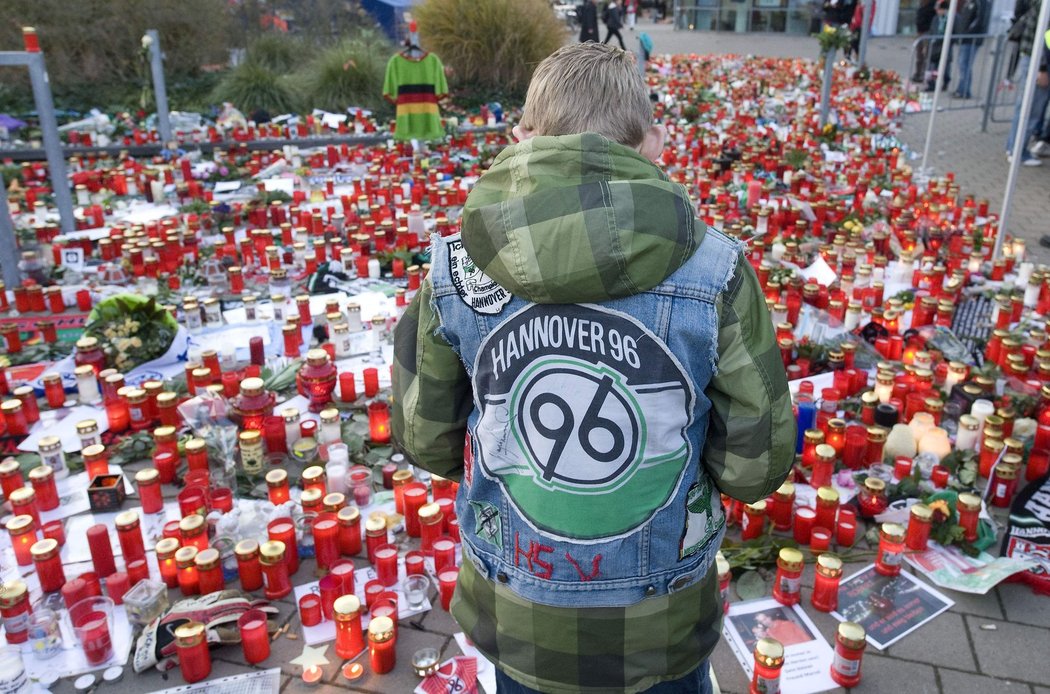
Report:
150,180,165,203
971,399,995,433
955,415,979,451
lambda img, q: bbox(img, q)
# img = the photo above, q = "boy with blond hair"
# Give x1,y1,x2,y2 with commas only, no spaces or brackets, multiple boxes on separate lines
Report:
393,43,793,693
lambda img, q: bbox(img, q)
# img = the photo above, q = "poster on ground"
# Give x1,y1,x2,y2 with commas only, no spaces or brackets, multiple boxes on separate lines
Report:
832,565,954,650
905,542,1036,594
722,597,838,693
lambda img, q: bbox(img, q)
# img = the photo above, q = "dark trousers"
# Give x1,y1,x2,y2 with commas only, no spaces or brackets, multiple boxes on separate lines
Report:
604,27,626,49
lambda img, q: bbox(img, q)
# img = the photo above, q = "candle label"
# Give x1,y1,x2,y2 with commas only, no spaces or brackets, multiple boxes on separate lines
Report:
471,303,699,541
832,652,861,677
2,612,28,635
448,239,511,315
0,668,27,694
882,549,903,566
754,674,780,694
778,575,801,594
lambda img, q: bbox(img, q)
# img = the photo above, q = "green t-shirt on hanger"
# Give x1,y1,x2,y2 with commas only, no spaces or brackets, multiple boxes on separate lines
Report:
383,51,449,142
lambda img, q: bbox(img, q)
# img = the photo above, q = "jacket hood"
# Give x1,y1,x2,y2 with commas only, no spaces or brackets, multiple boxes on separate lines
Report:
460,133,705,304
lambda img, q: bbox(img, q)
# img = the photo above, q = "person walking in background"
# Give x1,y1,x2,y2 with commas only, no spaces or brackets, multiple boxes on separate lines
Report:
822,0,857,27
951,0,989,99
847,0,875,62
603,1,627,49
626,0,638,29
913,0,939,82
578,0,600,42
1004,2,1049,166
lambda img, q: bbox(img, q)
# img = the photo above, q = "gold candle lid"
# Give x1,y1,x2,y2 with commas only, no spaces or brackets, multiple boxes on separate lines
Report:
863,477,886,493
338,506,360,524
259,540,286,563
816,552,843,576
816,486,840,504
179,514,205,533
115,511,140,530
175,546,199,566
155,537,180,558
910,503,933,522
194,548,220,570
958,492,982,511
5,515,34,534
135,468,160,485
754,637,785,667
745,499,767,514
368,615,395,643
333,594,361,617
265,469,288,486
777,547,803,571
174,621,206,647
30,538,59,560
774,480,795,498
880,522,906,541
837,621,866,648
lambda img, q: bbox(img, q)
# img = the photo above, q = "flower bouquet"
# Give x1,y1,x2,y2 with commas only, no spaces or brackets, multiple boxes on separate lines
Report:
83,294,179,372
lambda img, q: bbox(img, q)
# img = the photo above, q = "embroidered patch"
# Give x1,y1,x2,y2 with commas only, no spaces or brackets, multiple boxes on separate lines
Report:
469,501,503,549
448,238,511,315
472,303,695,541
680,476,725,559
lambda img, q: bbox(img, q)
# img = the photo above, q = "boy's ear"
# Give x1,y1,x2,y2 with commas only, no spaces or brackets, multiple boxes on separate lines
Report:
638,124,666,163
512,125,535,143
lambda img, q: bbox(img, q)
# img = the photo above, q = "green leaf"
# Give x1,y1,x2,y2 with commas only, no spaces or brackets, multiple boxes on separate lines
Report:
735,571,768,600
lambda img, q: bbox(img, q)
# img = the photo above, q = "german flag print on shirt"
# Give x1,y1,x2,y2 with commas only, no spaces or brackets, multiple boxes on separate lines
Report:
383,52,449,142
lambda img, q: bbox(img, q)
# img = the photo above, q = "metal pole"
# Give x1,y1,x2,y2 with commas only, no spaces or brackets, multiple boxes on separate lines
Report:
859,0,875,68
147,30,173,145
995,0,1050,258
26,53,74,235
982,33,1006,132
820,48,836,127
0,172,21,287
920,0,960,174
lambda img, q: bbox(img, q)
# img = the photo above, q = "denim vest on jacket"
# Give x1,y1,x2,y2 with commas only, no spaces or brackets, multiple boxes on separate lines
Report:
428,228,740,608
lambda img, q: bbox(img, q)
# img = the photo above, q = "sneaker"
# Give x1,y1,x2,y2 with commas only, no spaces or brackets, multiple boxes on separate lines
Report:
1031,140,1050,156
1024,157,1043,166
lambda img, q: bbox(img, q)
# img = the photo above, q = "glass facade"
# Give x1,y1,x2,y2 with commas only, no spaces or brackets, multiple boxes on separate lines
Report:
673,0,870,35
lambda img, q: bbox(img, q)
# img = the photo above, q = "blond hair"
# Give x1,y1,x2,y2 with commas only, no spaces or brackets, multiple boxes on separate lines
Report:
520,43,651,147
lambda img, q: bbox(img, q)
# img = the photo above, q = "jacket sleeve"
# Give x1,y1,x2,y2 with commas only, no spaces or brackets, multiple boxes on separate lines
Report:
391,278,473,482
702,255,796,503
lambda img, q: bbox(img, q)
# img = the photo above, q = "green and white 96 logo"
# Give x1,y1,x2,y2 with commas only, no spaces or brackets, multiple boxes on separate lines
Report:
472,304,695,540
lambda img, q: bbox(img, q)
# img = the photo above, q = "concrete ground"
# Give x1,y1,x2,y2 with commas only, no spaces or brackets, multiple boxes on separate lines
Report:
42,25,1050,694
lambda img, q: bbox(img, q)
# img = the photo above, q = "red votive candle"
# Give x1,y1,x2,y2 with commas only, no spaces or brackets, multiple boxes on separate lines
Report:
268,518,299,576
439,567,459,611
793,507,815,545
313,513,340,572
374,544,399,587
87,524,117,578
239,609,271,664
106,572,130,605
298,594,322,627
433,537,456,575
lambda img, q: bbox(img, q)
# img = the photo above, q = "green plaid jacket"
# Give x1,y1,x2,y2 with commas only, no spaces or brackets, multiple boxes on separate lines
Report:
392,134,794,693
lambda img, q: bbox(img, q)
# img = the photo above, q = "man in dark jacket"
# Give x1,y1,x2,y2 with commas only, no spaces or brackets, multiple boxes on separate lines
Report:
913,0,939,82
952,0,989,98
603,1,627,49
822,0,857,26
578,0,600,42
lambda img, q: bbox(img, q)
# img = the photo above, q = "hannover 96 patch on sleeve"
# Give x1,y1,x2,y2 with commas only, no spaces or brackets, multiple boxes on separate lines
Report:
448,238,512,315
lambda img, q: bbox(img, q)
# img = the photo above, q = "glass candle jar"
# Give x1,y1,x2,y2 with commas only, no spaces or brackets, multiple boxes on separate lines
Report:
31,539,65,592
365,516,388,564
266,469,290,505
28,466,59,511
6,516,37,567
0,458,24,500
302,466,327,495
155,537,180,589
157,392,179,427
773,547,804,606
175,621,211,683
9,488,39,526
751,637,785,694
238,609,270,664
238,430,265,475
979,438,1006,479
830,622,867,688
905,503,933,551
811,553,843,612
0,400,27,437
176,546,200,595
419,502,444,554
179,514,209,552
235,539,263,592
0,579,31,645
37,435,68,479
368,615,396,674
334,594,365,659
770,481,794,531
858,477,888,518
403,485,428,538
86,524,116,578
135,468,164,514
74,366,100,404
323,493,346,514
260,540,292,600
195,548,224,595
741,500,767,541
297,349,338,412
43,373,66,409
875,523,906,576
82,444,109,480
337,506,362,557
374,544,399,587
312,513,340,573
230,377,276,431
957,492,982,541
300,488,323,515
116,511,146,563
990,462,1020,508
866,426,887,465
814,486,839,532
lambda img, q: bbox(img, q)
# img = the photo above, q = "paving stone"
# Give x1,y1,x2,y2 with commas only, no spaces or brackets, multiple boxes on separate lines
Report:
853,653,939,693
710,637,752,694
998,581,1050,629
940,587,1004,620
937,668,1033,694
967,615,1050,684
885,611,976,671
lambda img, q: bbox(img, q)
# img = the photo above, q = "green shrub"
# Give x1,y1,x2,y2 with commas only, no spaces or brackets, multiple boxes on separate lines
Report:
210,61,301,114
247,34,312,73
415,0,567,96
297,33,392,114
